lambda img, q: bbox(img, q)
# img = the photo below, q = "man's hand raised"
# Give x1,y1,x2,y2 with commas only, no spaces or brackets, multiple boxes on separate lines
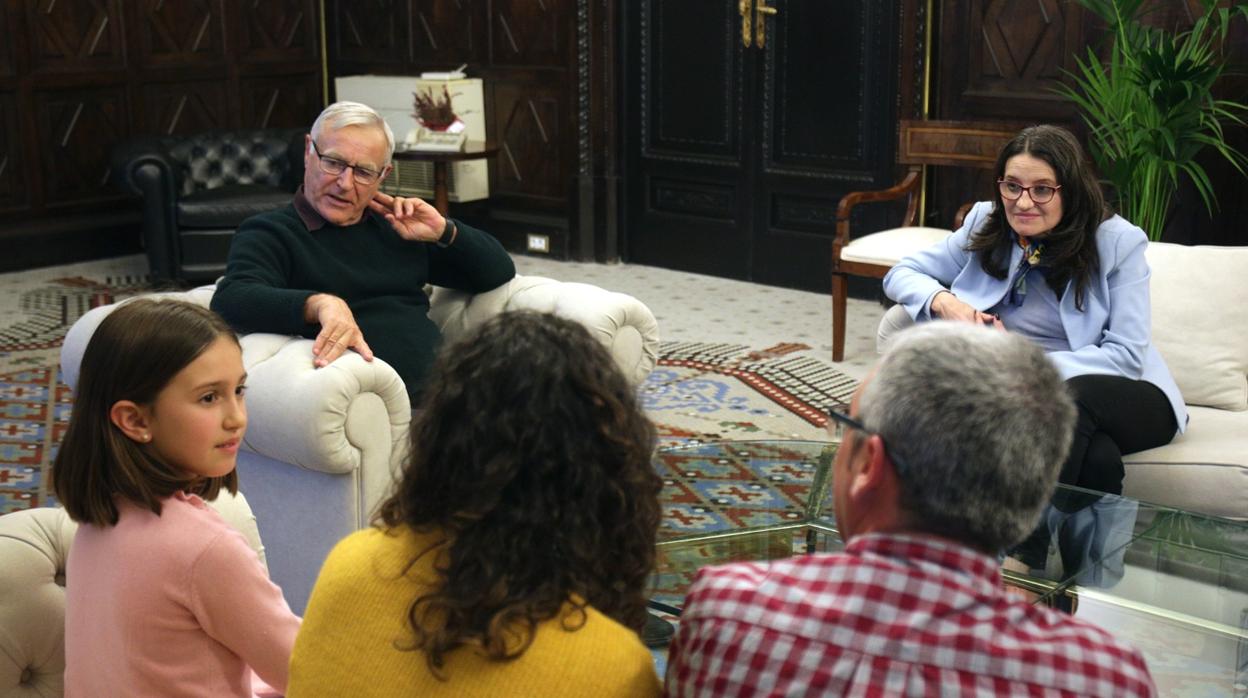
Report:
304,293,375,368
367,192,446,242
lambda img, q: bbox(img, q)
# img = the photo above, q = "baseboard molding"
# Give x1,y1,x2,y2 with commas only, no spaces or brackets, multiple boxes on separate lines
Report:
0,211,143,272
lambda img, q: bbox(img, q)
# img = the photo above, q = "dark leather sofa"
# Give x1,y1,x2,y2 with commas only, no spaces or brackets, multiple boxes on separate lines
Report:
111,128,305,283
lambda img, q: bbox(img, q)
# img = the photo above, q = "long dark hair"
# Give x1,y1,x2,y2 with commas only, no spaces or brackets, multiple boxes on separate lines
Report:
965,124,1109,309
376,311,660,676
53,299,240,526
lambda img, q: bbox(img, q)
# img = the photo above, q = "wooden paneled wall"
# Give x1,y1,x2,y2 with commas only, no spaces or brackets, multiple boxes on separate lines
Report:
326,0,604,258
0,0,324,269
932,0,1248,245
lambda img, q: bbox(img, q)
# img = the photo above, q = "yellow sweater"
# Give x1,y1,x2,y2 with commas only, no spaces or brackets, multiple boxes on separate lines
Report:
287,527,661,698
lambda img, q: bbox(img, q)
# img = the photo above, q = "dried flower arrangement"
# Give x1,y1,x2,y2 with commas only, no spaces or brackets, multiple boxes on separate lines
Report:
412,85,457,130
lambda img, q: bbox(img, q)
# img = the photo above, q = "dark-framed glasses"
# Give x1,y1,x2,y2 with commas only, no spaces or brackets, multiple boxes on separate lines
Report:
997,180,1061,204
824,404,910,477
310,141,385,185
824,404,868,443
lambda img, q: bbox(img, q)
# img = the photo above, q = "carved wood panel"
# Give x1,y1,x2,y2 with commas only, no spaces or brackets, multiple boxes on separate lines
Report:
0,8,14,78
136,0,226,67
141,81,229,135
241,75,320,129
642,0,741,162
36,87,129,206
764,0,887,171
491,0,570,67
627,0,905,288
0,92,25,211
494,80,566,201
334,0,408,66
412,0,486,66
931,0,1083,227
938,0,1083,121
239,0,319,63
3,0,324,259
27,0,126,74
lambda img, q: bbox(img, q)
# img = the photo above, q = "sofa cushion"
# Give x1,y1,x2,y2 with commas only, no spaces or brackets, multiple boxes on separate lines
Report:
1145,242,1248,411
841,227,952,266
1123,405,1248,520
176,185,292,228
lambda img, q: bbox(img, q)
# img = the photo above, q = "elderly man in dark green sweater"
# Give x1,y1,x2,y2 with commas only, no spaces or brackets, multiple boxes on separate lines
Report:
211,101,515,401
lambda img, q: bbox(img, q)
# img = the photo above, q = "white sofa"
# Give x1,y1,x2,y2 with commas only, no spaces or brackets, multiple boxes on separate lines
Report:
58,275,660,614
878,242,1248,521
0,492,263,698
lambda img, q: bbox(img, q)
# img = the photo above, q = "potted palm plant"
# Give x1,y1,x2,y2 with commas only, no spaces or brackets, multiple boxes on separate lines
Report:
1057,0,1248,240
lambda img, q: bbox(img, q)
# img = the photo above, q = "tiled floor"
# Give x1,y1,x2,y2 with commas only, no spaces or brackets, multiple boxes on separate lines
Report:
512,254,887,382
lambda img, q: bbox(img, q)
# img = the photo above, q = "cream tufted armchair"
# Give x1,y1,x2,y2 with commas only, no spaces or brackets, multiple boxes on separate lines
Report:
57,274,660,615
0,492,263,697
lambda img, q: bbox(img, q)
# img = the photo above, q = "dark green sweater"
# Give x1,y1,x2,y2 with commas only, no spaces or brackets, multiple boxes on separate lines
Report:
211,203,515,401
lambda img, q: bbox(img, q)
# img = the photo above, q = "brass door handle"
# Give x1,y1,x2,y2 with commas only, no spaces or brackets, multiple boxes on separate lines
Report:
739,0,753,48
755,0,777,48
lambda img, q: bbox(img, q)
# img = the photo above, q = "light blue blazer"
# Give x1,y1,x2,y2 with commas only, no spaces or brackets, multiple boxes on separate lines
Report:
883,201,1187,433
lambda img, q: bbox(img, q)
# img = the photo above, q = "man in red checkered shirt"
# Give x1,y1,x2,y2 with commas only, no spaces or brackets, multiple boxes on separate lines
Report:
665,323,1156,697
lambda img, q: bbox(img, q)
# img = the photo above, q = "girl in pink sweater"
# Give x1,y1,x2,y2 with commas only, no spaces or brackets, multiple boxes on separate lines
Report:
53,299,300,697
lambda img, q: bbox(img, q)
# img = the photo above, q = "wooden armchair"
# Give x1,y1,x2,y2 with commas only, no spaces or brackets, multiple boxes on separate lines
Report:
831,120,1020,361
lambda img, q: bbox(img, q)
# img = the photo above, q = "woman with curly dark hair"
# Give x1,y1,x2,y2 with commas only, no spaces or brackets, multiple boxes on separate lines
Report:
286,310,663,697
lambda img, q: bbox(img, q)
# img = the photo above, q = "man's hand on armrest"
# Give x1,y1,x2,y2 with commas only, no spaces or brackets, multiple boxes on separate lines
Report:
303,293,375,368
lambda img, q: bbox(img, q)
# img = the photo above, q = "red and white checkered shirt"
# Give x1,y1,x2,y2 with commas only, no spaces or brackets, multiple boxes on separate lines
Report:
665,532,1155,697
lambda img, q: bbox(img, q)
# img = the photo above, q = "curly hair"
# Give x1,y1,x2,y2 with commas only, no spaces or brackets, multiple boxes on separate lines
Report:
375,310,661,676
965,124,1110,310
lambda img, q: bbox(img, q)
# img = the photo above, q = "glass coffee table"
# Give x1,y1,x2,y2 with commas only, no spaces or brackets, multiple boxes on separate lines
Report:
650,440,840,615
651,439,1248,692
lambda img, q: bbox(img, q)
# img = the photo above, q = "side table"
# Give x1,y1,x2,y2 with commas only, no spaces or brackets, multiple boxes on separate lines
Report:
390,141,499,216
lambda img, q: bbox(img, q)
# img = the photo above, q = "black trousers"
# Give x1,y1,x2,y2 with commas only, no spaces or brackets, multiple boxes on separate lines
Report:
1056,374,1177,506
1012,374,1177,569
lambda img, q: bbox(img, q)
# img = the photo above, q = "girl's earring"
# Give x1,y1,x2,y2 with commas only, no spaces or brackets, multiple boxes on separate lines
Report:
141,433,151,442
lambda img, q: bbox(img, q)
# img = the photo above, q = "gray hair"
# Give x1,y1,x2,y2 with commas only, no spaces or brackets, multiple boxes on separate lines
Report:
309,101,396,164
857,322,1075,553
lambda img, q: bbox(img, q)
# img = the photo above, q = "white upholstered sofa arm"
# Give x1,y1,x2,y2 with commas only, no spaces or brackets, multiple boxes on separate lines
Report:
59,288,411,478
236,334,410,474
428,274,661,385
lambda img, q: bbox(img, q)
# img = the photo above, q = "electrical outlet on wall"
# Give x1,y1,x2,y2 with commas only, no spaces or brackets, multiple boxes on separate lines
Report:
526,234,550,253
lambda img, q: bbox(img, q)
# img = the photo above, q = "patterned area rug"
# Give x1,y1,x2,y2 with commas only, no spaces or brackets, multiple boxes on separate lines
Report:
0,284,859,514
0,272,151,513
641,340,857,447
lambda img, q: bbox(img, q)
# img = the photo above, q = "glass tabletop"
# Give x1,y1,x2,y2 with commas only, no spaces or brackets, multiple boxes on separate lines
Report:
651,440,841,613
650,439,1248,688
1023,486,1248,642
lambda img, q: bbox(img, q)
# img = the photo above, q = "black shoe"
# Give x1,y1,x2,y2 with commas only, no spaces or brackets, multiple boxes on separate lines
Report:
642,611,675,648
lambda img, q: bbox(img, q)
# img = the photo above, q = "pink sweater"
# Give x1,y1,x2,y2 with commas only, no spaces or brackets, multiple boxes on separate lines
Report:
64,492,300,697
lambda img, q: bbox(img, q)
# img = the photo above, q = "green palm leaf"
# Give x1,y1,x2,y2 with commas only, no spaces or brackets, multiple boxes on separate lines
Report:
1057,0,1248,240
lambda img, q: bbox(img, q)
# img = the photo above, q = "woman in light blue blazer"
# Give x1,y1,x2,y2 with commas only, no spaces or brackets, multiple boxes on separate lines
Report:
883,125,1185,570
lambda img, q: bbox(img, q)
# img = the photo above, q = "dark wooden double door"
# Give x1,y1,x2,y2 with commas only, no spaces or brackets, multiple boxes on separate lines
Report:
624,1,904,291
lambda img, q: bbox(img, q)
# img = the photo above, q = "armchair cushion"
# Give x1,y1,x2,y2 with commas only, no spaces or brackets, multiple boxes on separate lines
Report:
841,226,952,267
176,185,296,228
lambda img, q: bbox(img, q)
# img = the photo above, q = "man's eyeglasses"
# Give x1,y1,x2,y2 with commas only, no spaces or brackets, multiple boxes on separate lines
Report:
310,141,385,185
824,404,910,476
997,180,1061,204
